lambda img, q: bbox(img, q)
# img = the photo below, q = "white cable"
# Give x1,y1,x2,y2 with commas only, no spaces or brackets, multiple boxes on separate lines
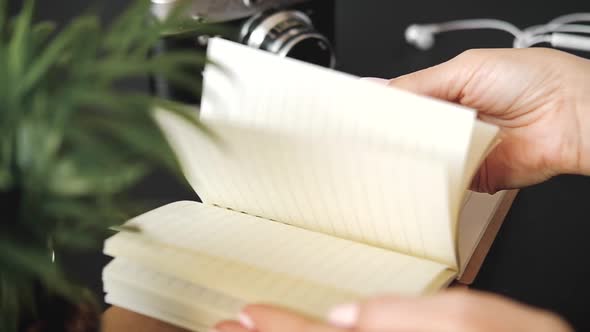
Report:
405,19,522,50
549,13,590,26
521,34,552,47
551,33,590,51
522,24,590,38
525,13,590,38
516,24,590,47
405,13,590,52
428,19,521,37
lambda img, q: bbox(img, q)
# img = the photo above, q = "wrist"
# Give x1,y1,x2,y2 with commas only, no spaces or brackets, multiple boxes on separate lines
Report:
559,55,590,176
574,63,590,175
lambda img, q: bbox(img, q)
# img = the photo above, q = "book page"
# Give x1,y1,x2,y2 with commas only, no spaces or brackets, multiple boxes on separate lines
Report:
157,111,457,267
200,38,478,223
104,201,456,321
173,38,499,267
104,258,239,330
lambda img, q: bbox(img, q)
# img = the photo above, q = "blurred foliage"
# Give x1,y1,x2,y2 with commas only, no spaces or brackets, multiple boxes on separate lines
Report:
0,0,216,330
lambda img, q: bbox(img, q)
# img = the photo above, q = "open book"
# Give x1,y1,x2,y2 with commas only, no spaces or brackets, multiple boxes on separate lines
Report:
102,38,513,331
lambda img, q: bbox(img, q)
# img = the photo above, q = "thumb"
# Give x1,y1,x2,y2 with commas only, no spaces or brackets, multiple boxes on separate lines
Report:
387,51,481,103
328,295,458,332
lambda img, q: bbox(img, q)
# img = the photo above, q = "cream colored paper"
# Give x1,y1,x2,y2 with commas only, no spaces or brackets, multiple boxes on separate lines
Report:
157,112,457,267
200,38,479,226
104,258,236,329
104,201,455,319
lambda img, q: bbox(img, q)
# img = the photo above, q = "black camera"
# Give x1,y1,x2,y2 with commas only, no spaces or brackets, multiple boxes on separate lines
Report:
150,0,335,103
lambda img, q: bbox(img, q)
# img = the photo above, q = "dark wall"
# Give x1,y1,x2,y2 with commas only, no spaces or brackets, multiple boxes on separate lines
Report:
335,1,589,77
10,0,590,330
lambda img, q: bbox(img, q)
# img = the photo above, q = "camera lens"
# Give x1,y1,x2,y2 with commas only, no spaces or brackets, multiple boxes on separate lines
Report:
240,10,335,68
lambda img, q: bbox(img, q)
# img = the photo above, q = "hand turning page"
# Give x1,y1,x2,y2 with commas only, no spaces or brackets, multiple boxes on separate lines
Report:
103,38,503,332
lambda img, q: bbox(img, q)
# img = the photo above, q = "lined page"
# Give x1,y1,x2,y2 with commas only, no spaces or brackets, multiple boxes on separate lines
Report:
104,258,242,317
157,39,496,267
104,201,455,319
157,112,457,267
200,38,479,224
104,258,238,329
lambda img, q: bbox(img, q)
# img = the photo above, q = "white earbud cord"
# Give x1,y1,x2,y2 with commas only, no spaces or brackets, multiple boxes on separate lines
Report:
517,13,590,47
427,19,521,37
406,13,590,51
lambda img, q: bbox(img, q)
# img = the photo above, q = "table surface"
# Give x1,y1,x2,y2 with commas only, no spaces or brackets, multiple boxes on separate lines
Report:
21,1,590,331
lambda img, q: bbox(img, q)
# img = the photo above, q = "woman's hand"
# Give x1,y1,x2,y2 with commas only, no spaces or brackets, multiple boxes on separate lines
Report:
213,290,571,332
376,48,590,193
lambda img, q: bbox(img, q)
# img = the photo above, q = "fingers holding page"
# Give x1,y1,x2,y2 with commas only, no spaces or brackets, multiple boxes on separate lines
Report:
333,290,572,332
214,305,344,332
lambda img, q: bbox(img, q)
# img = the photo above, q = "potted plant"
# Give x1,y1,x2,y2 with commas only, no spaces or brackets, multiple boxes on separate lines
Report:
0,0,213,330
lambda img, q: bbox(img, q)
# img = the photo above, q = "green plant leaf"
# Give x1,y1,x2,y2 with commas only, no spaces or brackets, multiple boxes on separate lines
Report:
7,0,34,80
1,0,215,322
109,225,141,233
0,239,73,299
76,112,182,174
103,0,151,57
52,226,104,249
48,156,149,196
19,16,100,96
0,0,6,39
86,51,207,84
31,21,56,49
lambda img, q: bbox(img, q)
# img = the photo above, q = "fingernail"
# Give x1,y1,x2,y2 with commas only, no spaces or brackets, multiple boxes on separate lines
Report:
238,311,255,330
327,303,359,328
360,77,389,84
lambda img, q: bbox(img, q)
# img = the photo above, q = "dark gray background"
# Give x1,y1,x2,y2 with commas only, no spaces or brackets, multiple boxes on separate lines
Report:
10,1,590,331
